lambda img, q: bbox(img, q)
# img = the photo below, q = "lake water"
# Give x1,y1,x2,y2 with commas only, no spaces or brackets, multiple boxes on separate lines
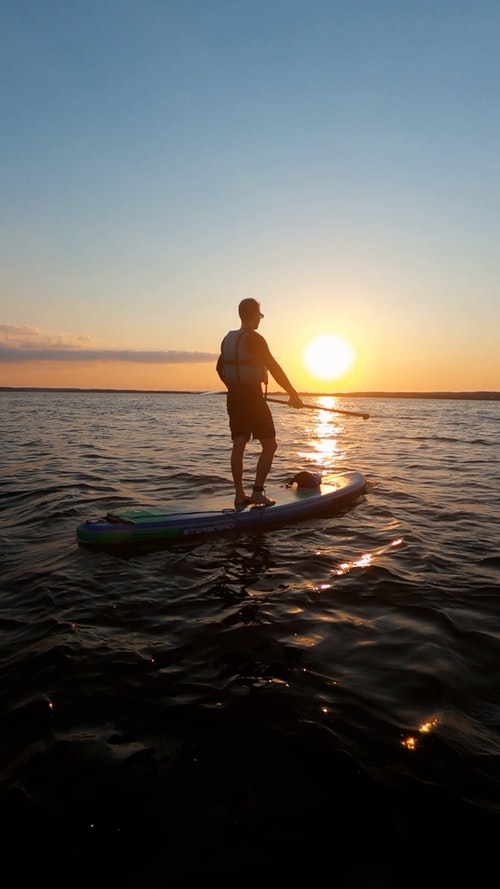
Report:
1,390,499,887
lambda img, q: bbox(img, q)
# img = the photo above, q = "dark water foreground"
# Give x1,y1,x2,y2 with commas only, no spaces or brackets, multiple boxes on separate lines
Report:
1,391,499,887
2,688,498,887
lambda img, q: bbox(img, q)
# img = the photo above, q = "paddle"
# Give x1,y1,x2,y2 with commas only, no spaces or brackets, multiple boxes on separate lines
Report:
266,397,370,420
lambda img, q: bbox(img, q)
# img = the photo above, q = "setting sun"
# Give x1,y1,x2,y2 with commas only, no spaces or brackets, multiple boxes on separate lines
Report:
302,334,356,382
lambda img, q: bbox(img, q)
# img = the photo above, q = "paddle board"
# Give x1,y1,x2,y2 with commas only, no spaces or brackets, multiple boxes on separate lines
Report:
76,470,366,547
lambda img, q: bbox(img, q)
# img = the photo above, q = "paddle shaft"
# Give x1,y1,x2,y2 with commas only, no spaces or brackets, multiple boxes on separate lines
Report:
266,397,369,420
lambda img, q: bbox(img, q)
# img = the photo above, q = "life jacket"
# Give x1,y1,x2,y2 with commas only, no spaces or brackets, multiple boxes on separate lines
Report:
219,330,268,385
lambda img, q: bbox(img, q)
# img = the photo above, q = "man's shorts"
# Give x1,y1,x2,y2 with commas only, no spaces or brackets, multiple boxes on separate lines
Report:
226,385,276,441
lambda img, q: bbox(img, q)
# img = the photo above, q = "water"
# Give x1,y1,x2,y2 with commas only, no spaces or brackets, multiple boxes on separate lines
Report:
1,390,499,887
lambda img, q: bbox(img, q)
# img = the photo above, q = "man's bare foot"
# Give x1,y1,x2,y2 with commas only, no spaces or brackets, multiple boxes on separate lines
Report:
249,490,276,507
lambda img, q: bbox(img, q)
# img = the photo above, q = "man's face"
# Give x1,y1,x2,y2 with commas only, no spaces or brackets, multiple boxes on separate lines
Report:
253,308,264,329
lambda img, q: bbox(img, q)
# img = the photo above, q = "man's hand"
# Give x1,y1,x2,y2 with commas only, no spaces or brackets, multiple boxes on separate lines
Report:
288,393,304,409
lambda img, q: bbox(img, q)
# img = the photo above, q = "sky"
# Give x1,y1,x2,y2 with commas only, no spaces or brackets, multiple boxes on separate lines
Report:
1,0,499,393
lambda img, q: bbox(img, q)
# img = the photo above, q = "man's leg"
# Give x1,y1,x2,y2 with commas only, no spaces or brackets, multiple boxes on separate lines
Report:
231,436,248,503
249,437,277,504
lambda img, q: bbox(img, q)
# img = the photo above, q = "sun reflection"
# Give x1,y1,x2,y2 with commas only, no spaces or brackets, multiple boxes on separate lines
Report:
334,539,404,576
309,539,404,593
401,717,439,751
297,397,346,468
419,719,439,733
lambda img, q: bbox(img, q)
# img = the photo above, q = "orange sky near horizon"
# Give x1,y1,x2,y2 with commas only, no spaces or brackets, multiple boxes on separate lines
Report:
1,338,498,394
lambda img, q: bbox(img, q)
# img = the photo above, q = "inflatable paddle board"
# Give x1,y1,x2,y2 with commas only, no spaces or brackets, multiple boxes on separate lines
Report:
76,470,366,547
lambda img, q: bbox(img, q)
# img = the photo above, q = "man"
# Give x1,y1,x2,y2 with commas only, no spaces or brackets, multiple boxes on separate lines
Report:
216,298,304,509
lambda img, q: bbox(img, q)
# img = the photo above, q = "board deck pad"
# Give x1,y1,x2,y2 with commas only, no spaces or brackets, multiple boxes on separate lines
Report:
76,471,367,546
106,480,338,524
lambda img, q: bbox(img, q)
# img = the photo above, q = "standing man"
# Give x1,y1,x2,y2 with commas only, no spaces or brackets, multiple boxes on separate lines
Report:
216,298,303,509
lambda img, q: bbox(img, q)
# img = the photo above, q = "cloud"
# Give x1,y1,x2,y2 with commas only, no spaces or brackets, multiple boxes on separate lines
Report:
0,324,91,349
0,325,217,364
0,345,218,364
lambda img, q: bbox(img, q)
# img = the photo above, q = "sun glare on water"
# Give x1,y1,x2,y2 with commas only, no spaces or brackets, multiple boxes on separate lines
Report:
302,334,356,382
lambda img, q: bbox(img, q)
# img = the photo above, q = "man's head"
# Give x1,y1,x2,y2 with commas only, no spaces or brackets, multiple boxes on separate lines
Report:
238,298,264,323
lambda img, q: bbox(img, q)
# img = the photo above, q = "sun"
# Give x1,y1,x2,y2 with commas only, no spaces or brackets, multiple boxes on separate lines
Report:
302,334,355,382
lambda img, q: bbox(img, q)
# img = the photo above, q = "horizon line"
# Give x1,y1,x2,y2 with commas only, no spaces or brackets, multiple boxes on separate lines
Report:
1,386,499,401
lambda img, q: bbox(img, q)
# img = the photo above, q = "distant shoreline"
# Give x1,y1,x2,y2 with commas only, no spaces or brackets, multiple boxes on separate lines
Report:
1,387,499,401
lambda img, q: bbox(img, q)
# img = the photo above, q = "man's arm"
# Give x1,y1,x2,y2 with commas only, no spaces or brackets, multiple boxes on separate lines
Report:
250,333,303,408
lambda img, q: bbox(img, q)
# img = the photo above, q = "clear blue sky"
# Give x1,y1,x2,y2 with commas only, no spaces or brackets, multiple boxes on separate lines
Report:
1,0,499,391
